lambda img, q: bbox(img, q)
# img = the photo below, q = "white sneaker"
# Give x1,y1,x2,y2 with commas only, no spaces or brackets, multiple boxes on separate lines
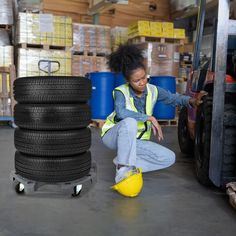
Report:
115,166,135,183
113,157,117,166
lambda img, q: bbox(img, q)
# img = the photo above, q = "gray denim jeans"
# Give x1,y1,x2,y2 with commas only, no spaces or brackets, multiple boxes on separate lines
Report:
102,117,175,173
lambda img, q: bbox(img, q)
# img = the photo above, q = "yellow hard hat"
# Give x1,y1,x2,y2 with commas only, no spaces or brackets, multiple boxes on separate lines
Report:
111,168,143,197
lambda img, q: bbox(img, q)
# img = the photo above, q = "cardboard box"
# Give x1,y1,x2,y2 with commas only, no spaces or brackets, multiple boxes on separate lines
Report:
73,23,96,53
17,13,72,47
128,21,150,37
96,25,111,54
162,22,174,30
17,48,72,77
138,42,180,77
150,22,163,37
73,23,111,54
72,55,109,76
0,46,13,67
111,27,128,51
162,28,174,38
174,29,186,39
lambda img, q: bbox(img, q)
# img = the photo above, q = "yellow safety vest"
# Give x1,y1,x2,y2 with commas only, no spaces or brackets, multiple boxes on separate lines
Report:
101,83,158,140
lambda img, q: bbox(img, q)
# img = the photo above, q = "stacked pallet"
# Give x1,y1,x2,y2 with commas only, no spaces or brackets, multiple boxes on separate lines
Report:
17,13,72,48
138,42,180,78
16,12,72,77
72,23,110,76
72,23,111,55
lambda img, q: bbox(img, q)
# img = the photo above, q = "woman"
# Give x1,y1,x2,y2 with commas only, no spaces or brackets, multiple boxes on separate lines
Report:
101,44,205,185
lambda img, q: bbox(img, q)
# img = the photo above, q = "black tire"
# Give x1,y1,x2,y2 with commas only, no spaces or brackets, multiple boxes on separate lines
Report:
14,128,91,157
222,100,236,181
15,151,91,182
194,96,213,186
14,104,91,130
14,76,91,103
178,107,194,155
223,128,236,177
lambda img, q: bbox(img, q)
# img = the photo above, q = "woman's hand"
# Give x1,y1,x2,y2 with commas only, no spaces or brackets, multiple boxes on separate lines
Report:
147,116,163,141
189,91,208,108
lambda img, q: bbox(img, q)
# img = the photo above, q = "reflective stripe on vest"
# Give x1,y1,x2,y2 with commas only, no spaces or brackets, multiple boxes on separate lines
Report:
101,83,158,140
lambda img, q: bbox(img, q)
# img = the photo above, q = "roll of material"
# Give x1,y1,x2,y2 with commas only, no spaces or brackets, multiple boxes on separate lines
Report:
0,0,13,25
0,30,10,46
18,0,42,13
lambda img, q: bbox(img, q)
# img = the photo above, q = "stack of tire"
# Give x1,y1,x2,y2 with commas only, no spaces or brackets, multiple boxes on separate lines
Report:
13,76,92,183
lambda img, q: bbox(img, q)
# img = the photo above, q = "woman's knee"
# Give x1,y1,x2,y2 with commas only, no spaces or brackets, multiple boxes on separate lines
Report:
120,117,137,133
167,150,176,166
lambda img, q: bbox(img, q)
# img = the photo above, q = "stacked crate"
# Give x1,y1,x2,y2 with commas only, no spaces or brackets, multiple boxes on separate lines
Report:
96,25,111,55
72,23,96,54
111,27,128,51
128,20,186,44
128,21,150,38
16,12,72,77
72,23,110,77
128,20,187,84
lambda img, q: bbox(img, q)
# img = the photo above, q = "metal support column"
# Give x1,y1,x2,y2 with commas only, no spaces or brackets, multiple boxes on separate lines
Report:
209,0,229,186
192,0,206,71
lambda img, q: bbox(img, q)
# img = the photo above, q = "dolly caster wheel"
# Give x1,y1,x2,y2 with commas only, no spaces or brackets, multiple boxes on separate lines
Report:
72,185,82,197
15,182,25,194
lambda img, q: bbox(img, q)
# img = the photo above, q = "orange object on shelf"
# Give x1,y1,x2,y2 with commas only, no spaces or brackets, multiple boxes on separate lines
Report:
225,74,236,83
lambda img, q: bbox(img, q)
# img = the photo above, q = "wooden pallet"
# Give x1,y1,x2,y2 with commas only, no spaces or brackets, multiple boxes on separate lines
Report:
129,36,185,45
0,25,12,30
72,51,109,57
89,119,105,129
19,43,71,51
226,182,236,210
158,119,178,127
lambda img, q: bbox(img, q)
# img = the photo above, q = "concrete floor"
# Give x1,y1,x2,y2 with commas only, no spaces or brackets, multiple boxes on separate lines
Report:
0,125,235,236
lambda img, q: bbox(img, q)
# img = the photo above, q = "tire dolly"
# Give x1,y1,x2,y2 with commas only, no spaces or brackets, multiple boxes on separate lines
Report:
11,163,97,197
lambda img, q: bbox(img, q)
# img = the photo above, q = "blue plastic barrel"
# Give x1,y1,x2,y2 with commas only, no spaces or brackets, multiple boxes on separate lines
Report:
149,76,176,119
88,72,115,119
114,73,126,87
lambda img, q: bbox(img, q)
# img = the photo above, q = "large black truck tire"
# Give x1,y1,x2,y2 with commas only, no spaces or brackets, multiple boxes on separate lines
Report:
15,151,91,182
194,96,213,186
222,99,236,184
14,128,91,157
14,76,91,103
178,107,194,155
14,104,91,130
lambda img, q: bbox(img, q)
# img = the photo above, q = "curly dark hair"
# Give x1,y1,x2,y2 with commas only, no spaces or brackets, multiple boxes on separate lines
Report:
107,44,145,80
